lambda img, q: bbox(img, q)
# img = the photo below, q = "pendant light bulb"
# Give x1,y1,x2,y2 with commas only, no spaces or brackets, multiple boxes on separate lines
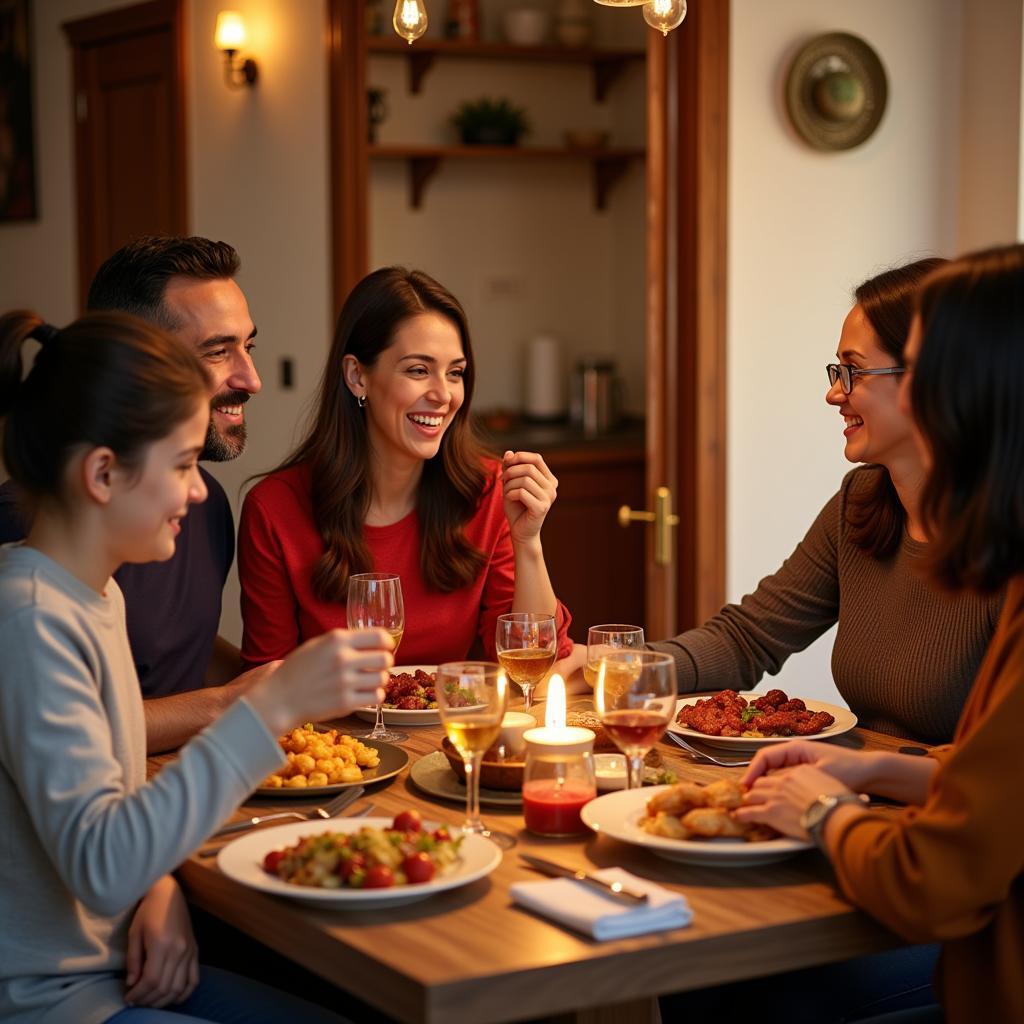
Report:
393,0,428,44
642,0,686,36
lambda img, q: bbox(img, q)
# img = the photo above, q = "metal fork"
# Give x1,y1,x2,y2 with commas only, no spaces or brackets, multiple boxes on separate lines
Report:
665,731,752,767
209,785,365,841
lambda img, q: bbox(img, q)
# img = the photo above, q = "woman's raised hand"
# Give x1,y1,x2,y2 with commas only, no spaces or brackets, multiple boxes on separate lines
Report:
501,450,558,546
247,628,393,737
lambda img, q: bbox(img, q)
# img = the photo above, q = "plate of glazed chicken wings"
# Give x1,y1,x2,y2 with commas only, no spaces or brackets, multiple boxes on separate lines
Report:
668,688,857,751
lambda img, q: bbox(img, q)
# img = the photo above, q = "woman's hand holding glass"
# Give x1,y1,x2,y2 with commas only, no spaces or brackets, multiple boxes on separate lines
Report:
594,650,676,790
500,450,558,545
246,629,392,738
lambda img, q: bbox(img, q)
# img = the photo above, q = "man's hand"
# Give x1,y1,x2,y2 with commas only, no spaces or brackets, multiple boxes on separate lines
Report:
124,876,199,1008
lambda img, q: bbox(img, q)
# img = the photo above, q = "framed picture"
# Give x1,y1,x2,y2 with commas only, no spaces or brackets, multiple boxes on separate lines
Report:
0,0,37,221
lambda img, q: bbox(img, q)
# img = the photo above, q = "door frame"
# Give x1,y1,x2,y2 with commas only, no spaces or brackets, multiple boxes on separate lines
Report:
63,0,188,310
645,2,729,636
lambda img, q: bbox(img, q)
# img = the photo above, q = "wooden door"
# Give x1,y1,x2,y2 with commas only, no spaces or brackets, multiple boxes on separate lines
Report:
63,0,187,308
641,3,729,638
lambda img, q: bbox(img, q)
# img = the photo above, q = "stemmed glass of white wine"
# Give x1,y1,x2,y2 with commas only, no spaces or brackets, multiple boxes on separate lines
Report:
435,662,515,848
495,612,556,710
594,650,676,790
585,624,645,687
347,572,405,742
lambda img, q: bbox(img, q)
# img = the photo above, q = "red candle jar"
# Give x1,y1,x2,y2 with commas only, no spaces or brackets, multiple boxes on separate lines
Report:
522,726,597,837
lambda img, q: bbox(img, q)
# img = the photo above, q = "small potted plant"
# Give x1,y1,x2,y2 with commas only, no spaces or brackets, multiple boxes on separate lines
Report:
450,97,530,146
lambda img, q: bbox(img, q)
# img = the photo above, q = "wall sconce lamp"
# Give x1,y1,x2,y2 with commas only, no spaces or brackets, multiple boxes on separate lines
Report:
215,11,258,88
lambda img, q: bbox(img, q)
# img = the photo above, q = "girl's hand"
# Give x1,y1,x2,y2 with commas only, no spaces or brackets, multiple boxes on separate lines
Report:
124,876,199,1008
501,451,558,546
741,739,877,791
248,628,393,737
733,764,855,840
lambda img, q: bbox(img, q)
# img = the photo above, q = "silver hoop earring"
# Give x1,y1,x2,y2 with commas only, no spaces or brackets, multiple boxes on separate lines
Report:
357,394,366,409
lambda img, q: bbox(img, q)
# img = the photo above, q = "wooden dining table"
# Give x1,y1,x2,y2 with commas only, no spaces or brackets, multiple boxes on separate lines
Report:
154,707,923,1024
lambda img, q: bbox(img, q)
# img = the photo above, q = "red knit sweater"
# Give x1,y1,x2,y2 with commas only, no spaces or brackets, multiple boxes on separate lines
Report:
238,462,572,668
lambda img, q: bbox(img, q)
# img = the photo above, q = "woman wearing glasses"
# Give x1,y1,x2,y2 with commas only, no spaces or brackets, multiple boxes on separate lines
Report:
645,257,1002,745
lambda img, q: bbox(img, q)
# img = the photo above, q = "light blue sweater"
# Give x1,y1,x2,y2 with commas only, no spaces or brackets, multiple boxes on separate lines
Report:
0,545,284,1024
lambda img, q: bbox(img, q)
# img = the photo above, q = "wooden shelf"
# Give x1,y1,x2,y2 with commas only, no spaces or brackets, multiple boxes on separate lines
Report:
366,36,644,100
371,144,645,209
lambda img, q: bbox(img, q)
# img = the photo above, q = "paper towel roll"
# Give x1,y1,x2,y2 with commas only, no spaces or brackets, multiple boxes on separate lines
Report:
524,335,565,420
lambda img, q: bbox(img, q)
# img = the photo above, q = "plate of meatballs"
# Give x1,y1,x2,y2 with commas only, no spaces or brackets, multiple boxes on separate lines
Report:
668,688,857,751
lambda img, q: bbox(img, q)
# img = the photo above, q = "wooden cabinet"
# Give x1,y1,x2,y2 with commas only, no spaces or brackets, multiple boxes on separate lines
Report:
480,423,646,637
542,445,645,638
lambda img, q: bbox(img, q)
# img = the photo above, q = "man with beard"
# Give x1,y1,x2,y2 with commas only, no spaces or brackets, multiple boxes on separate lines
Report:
0,236,269,752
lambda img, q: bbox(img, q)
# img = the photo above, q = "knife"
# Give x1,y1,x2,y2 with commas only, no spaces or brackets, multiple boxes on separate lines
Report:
519,854,649,905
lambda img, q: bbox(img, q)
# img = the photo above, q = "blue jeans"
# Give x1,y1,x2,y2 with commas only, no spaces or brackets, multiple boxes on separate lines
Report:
660,944,940,1023
105,965,351,1023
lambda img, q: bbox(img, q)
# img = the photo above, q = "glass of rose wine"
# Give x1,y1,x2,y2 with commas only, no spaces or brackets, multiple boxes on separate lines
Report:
435,662,514,848
584,624,645,688
594,651,676,790
346,572,405,742
495,612,556,710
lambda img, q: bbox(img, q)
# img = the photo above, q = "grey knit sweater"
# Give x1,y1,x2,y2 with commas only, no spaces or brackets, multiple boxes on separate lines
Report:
0,544,285,1024
649,468,1003,744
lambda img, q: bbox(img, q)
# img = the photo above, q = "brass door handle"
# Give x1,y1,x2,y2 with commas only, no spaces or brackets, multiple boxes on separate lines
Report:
618,486,679,566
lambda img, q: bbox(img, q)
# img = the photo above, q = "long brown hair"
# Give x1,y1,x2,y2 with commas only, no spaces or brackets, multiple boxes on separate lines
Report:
267,267,489,601
912,244,1024,592
0,310,209,505
844,257,947,558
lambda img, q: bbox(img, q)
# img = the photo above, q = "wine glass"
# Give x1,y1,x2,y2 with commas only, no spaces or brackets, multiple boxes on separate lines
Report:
594,650,676,790
435,661,515,848
584,624,645,688
495,612,556,710
347,572,406,742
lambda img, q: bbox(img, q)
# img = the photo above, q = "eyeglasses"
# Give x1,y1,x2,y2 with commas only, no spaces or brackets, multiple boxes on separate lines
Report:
825,363,906,395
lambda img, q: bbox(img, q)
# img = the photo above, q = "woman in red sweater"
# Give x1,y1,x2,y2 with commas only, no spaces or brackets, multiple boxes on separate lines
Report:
239,267,573,670
735,244,1024,1023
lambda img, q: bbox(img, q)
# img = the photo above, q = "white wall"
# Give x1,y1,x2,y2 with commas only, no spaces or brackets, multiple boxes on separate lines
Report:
728,0,1024,706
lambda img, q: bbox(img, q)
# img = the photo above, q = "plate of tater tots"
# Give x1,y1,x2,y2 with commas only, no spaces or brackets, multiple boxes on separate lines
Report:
256,723,409,797
582,781,814,867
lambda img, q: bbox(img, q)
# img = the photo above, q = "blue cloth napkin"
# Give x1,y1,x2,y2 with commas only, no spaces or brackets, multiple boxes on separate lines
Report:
510,867,693,940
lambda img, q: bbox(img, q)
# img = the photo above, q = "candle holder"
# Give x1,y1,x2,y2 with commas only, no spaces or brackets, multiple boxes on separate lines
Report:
522,726,597,837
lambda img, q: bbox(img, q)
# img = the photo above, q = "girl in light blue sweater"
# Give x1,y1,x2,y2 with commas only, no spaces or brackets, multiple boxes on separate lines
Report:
0,311,392,1024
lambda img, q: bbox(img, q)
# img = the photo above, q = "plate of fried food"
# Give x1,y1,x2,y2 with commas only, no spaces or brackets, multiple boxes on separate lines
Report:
581,781,813,867
218,810,502,909
668,689,857,751
256,723,408,797
355,666,440,725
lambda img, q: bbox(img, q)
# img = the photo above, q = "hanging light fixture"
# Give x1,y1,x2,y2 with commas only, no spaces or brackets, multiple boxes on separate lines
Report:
642,0,687,35
393,0,428,44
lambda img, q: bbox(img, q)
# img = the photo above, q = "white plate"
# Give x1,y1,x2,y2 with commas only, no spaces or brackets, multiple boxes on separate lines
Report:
581,786,813,867
668,692,857,751
217,817,502,908
355,665,440,725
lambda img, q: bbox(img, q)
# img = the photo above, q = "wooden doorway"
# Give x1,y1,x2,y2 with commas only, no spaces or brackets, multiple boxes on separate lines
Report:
63,0,187,309
643,3,729,637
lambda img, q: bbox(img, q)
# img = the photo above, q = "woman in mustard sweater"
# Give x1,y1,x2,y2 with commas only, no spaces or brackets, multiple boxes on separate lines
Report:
737,244,1024,1023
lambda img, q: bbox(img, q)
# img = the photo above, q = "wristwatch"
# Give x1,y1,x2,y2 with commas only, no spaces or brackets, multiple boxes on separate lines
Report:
801,792,869,851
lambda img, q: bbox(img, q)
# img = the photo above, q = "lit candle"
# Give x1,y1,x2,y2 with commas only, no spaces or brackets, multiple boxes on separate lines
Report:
522,676,597,836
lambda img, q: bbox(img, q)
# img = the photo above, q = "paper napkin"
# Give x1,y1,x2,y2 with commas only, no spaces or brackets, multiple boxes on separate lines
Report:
509,867,693,940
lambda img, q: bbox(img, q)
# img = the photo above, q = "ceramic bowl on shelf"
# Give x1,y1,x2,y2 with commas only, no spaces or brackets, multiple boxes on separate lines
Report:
564,130,609,150
502,8,550,46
